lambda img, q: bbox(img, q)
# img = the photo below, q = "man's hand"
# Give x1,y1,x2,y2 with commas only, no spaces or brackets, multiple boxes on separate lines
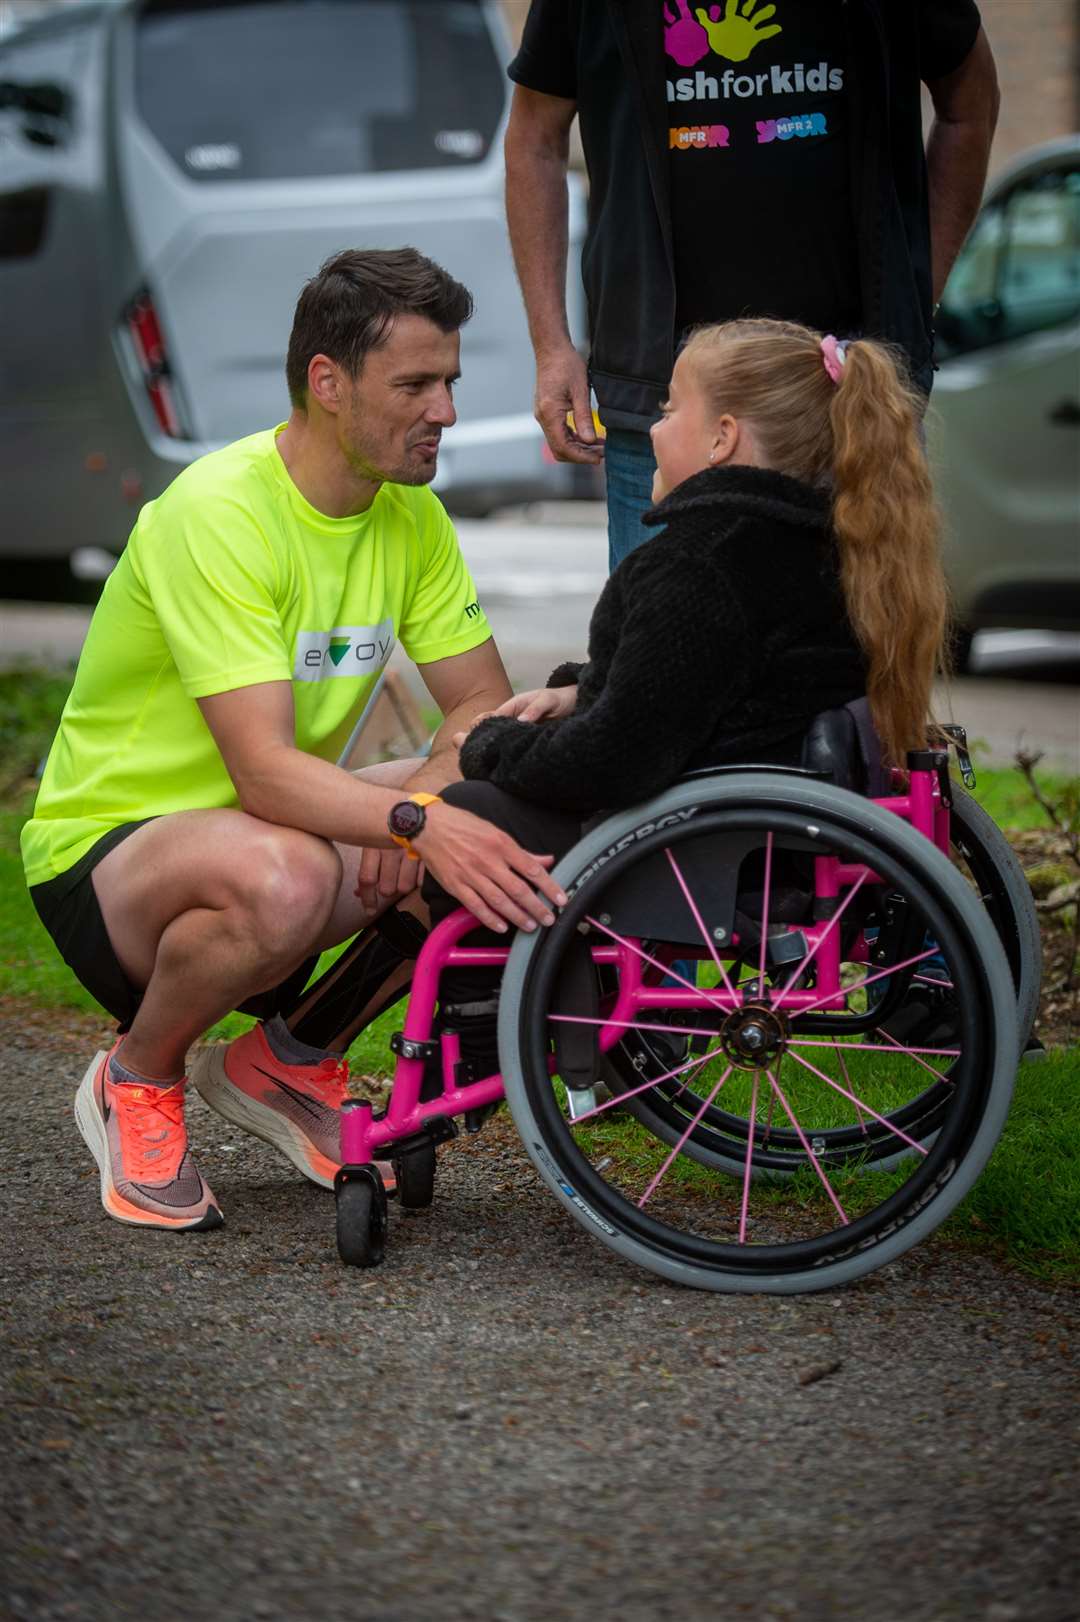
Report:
353,843,422,919
535,344,604,466
416,803,567,934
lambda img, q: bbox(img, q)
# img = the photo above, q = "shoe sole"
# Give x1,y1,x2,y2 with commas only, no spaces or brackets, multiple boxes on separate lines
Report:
74,1052,223,1231
190,1043,396,1194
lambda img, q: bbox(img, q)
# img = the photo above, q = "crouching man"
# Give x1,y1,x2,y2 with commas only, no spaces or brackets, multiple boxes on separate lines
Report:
22,248,564,1231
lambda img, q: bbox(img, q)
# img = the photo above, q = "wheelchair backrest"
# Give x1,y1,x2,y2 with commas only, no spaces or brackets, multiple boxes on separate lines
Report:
800,697,888,797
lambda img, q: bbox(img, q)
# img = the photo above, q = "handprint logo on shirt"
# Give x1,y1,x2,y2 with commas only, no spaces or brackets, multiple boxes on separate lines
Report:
663,0,711,67
695,0,782,63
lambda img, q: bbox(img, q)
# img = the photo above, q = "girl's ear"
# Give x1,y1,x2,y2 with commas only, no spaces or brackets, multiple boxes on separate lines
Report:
709,412,739,465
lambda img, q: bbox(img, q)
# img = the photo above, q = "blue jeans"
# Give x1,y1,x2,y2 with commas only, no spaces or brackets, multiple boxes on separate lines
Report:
605,429,658,571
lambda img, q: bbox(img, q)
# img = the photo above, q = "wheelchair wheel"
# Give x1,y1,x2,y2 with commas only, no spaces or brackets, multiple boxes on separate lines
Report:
336,1166,387,1267
599,780,1040,1174
498,775,1018,1294
393,1140,437,1210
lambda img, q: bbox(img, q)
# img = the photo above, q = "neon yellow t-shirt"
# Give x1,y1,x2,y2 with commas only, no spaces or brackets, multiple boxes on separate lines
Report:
22,428,491,886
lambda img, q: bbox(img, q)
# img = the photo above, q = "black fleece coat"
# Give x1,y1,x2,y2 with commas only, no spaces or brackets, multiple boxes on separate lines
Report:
459,465,867,815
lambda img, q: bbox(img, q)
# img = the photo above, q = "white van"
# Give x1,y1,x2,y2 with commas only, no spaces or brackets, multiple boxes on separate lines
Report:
0,0,587,590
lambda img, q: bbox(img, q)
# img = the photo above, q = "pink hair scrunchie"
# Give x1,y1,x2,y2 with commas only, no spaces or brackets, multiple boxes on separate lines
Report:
821,334,848,385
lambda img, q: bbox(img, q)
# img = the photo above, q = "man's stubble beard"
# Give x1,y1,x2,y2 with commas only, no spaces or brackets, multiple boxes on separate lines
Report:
341,418,436,489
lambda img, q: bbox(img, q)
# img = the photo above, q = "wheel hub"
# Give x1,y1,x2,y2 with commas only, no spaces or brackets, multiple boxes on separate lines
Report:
720,1003,790,1070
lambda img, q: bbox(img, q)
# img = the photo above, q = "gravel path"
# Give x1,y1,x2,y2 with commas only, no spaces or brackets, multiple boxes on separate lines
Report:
2,1007,1077,1622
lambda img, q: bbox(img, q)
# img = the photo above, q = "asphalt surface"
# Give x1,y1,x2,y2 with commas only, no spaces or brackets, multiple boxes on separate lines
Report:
3,1006,1078,1622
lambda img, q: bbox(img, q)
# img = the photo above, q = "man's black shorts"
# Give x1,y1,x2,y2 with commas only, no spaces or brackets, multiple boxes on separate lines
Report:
29,822,318,1032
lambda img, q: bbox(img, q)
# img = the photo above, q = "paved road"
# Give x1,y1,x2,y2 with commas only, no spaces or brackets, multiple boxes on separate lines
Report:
2,1006,1078,1622
3,505,1077,772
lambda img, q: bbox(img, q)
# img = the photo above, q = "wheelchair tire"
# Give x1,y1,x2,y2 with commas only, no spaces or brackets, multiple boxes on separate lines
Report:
336,1168,387,1268
498,774,1018,1295
948,785,1041,1051
393,1140,437,1210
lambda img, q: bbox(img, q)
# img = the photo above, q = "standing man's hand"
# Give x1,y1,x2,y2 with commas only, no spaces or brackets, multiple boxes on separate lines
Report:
505,85,603,468
535,344,604,465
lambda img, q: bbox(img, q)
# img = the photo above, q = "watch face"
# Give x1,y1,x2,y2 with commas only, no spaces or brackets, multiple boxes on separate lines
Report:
388,799,425,840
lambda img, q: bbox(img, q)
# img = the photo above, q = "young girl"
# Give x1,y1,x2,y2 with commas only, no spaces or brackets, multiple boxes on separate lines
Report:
417,316,950,1057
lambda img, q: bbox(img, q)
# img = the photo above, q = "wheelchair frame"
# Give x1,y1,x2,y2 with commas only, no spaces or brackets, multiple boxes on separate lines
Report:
335,753,1023,1293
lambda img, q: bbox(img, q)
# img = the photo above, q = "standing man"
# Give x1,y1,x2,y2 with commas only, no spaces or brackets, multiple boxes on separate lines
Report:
23,248,565,1232
505,0,1000,567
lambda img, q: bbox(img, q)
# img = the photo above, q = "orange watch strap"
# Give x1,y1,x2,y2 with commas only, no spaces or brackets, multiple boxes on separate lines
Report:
389,792,443,859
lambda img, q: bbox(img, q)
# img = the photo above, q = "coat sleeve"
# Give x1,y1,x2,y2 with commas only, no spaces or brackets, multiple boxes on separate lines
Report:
459,543,757,811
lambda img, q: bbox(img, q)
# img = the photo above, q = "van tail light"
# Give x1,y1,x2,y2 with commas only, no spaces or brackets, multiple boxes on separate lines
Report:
123,290,186,439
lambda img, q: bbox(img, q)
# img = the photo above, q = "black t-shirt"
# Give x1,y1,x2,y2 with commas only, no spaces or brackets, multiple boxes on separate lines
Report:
511,0,983,338
666,1,857,335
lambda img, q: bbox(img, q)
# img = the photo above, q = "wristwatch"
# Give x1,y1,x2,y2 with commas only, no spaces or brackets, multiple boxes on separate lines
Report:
387,792,442,859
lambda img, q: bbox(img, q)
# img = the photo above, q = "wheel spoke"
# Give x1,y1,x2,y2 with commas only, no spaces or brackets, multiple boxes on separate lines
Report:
871,1026,956,1083
765,1067,850,1225
787,1037,959,1059
636,1065,735,1208
738,1072,760,1243
569,1042,729,1124
786,1048,930,1156
664,846,739,1001
831,1041,864,1134
793,945,941,1020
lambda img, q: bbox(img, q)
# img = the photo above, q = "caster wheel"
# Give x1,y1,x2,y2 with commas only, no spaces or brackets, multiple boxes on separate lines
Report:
336,1166,387,1267
394,1141,437,1210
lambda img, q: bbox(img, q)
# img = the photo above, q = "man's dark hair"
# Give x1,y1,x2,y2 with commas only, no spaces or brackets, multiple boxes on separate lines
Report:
285,247,473,407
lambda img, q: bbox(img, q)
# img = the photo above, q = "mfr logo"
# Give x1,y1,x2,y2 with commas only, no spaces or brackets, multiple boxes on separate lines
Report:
670,123,731,149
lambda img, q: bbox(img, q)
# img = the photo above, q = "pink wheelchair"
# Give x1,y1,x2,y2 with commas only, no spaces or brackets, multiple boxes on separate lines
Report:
335,722,1037,1294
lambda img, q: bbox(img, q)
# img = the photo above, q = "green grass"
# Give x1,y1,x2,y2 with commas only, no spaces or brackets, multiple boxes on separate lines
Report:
960,763,1074,830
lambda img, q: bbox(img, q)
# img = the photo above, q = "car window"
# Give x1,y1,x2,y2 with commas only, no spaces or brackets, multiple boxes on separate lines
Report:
998,170,1080,340
135,0,505,182
0,23,81,158
0,27,84,260
938,162,1080,357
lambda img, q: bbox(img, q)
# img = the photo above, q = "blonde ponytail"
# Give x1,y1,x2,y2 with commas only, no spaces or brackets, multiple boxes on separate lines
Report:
829,341,948,767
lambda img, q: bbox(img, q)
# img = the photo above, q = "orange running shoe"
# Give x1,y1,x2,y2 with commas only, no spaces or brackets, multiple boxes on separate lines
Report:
74,1043,223,1230
190,1025,395,1193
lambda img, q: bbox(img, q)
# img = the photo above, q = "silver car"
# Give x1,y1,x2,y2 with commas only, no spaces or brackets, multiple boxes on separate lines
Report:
931,135,1080,664
0,0,586,588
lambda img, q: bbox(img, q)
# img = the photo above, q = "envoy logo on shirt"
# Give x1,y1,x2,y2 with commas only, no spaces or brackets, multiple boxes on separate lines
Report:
293,619,395,682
